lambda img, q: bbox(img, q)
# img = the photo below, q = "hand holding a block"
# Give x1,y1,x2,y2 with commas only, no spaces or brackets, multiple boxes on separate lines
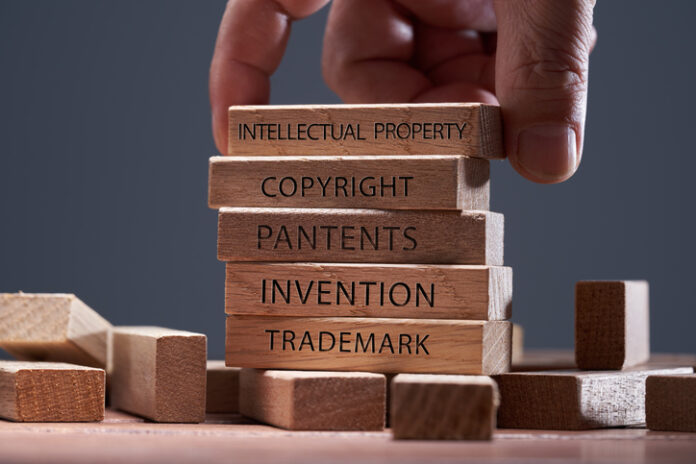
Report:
210,0,595,183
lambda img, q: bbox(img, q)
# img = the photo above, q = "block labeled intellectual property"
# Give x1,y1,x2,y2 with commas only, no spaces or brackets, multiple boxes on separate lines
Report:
495,365,693,430
110,326,207,423
225,263,512,320
0,293,111,368
226,316,511,375
575,280,650,370
391,374,499,440
0,361,105,422
217,208,504,265
227,103,504,158
208,155,489,210
239,369,386,431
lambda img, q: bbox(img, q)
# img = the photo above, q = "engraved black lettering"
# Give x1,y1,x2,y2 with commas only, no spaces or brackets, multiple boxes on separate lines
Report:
271,280,290,304
257,225,273,249
295,280,314,305
379,333,395,354
273,225,292,249
299,331,314,351
389,282,411,307
355,332,375,353
297,225,316,250
317,280,331,305
319,331,336,351
416,334,430,355
261,177,276,197
301,177,314,197
416,282,435,307
360,227,378,250
320,226,338,249
403,226,417,251
341,226,356,250
278,177,297,197
399,334,412,354
265,329,280,350
336,281,355,305
339,332,351,353
282,330,296,351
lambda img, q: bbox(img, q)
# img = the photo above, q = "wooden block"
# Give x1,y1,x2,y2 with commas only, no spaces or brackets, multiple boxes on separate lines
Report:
206,360,240,413
0,293,111,368
391,374,498,440
575,280,650,370
217,208,504,265
495,366,693,430
208,155,489,211
646,374,696,432
0,361,104,422
239,368,385,430
226,263,511,320
226,316,511,375
511,324,524,365
227,103,504,159
110,326,206,423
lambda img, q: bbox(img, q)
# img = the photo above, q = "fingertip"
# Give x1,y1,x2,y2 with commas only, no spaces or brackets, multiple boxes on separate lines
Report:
511,124,580,184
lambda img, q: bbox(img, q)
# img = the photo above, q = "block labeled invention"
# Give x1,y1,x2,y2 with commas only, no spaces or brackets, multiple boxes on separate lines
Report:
226,316,511,375
227,103,504,158
208,155,489,210
225,263,512,320
217,208,504,265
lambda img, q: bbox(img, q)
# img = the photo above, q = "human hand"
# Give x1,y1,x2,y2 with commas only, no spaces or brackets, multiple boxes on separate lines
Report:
210,0,596,183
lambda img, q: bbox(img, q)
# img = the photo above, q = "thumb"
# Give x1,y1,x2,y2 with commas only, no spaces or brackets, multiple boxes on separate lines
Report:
494,0,596,183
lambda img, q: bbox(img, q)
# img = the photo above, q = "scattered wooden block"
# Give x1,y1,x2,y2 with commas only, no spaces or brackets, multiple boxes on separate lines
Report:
575,280,650,370
391,374,498,440
511,349,576,372
206,360,240,414
495,365,693,430
217,208,504,265
225,263,511,320
0,361,104,422
239,369,385,430
511,324,524,365
0,293,111,368
110,326,206,423
226,316,511,375
208,155,489,211
646,374,696,432
227,103,504,159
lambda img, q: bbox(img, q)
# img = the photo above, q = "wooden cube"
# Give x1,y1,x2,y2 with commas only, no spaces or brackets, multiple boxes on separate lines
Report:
206,360,240,414
391,374,498,440
646,374,696,432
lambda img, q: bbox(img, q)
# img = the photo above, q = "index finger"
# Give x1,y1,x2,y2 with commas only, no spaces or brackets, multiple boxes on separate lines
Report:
210,0,330,154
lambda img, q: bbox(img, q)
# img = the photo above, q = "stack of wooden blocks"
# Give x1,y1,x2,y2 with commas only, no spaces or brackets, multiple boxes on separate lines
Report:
209,103,513,436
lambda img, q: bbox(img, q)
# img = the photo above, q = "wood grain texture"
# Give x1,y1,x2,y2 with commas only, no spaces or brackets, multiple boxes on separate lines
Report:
226,316,511,375
208,155,489,210
217,208,504,265
511,324,524,365
239,369,385,430
227,103,504,158
206,360,240,414
513,349,696,373
575,281,650,370
0,361,104,422
391,374,498,440
225,263,512,320
495,366,694,430
111,327,207,423
646,374,696,432
0,293,111,369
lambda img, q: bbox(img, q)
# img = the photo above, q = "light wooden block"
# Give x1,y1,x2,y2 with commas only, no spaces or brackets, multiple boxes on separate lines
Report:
208,155,489,210
391,374,498,440
226,316,511,375
217,208,504,265
206,360,240,414
646,374,696,432
495,366,693,430
227,103,503,159
111,327,206,423
0,293,111,368
225,263,512,320
239,369,385,430
0,361,104,422
575,280,650,370
511,324,524,365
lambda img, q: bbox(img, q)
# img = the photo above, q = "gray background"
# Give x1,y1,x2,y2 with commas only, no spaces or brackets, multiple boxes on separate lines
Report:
1,1,694,359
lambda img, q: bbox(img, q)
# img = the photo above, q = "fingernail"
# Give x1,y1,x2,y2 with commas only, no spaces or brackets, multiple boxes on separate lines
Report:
517,125,578,182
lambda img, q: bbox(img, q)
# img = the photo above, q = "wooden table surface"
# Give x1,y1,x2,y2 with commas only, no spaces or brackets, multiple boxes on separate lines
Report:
1,349,694,464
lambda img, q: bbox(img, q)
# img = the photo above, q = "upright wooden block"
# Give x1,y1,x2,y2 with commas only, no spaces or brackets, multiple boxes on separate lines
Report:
575,280,650,370
208,155,489,210
239,369,385,431
511,324,524,365
226,316,511,375
495,366,693,430
227,103,504,158
206,360,240,414
225,263,512,320
646,374,696,432
218,208,504,265
0,361,104,422
110,327,206,423
0,293,111,369
391,374,498,440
